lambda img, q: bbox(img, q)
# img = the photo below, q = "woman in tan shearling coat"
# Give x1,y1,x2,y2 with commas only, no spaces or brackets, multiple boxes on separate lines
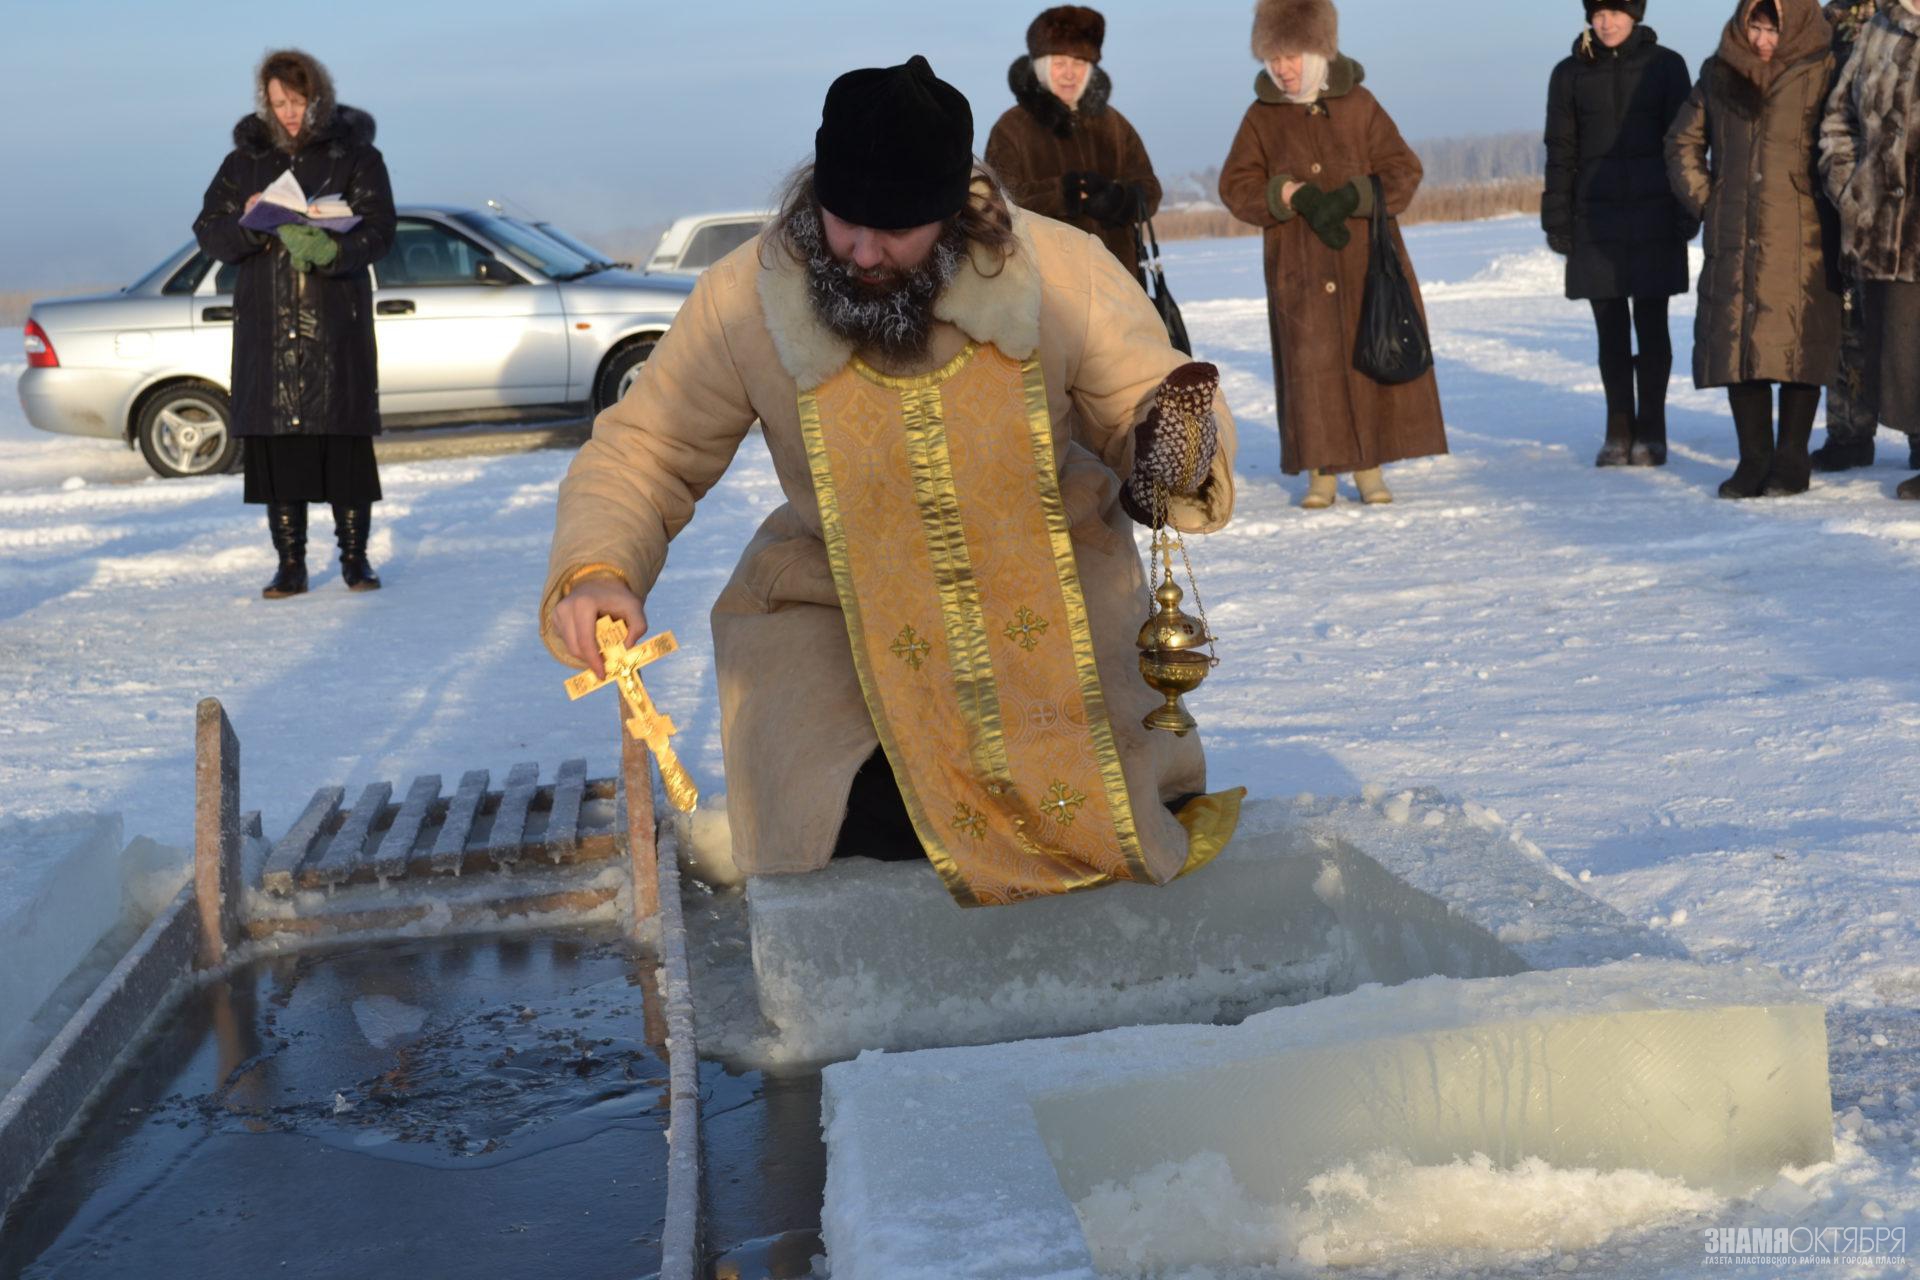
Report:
1666,0,1840,498
1218,0,1448,509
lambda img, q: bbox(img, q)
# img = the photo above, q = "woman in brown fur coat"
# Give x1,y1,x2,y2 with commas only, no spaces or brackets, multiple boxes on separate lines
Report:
1821,0,1920,500
986,6,1163,285
1218,0,1447,507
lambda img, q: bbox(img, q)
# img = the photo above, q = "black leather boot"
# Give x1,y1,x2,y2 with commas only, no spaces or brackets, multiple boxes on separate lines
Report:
1810,436,1874,472
1909,434,1920,471
262,503,308,599
1595,412,1634,467
332,503,382,591
1898,474,1920,501
1719,384,1774,500
1630,350,1669,466
1762,384,1820,497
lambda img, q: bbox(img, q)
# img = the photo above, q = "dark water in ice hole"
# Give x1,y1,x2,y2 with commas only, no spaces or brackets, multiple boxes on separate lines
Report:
0,929,827,1280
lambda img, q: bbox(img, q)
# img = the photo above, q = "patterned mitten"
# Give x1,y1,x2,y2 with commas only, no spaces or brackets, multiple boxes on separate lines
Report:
1121,362,1221,526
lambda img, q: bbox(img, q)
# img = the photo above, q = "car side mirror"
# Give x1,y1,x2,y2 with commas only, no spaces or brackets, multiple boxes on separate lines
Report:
475,258,518,286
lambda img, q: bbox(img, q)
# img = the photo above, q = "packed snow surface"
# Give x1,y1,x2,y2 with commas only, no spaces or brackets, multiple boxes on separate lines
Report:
3,217,1918,1273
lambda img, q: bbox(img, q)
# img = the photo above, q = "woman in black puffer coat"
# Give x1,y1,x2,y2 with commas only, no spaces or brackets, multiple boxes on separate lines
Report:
1543,0,1696,467
193,49,396,598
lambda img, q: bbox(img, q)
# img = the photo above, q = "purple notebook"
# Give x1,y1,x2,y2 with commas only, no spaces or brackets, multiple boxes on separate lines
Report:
240,201,362,234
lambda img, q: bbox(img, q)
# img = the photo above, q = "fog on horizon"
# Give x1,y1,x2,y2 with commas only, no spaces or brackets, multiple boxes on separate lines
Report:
1,0,1738,293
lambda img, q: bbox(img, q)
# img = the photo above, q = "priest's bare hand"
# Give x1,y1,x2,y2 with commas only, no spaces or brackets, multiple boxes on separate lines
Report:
556,577,647,681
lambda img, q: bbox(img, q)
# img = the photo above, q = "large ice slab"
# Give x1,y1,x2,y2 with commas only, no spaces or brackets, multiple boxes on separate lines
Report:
821,960,1832,1280
747,795,1677,1061
0,813,124,1063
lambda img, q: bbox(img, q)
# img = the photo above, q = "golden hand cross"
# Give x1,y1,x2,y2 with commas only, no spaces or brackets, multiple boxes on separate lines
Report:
563,616,699,812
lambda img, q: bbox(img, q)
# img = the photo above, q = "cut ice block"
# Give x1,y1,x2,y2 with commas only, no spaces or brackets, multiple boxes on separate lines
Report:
820,960,1832,1280
0,813,124,1064
749,797,1675,1061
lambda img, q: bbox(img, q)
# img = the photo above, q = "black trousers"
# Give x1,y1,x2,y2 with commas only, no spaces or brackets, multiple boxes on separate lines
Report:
1589,297,1672,421
831,750,925,862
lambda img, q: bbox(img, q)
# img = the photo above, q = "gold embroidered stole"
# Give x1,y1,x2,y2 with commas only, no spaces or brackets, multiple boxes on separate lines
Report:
799,342,1220,906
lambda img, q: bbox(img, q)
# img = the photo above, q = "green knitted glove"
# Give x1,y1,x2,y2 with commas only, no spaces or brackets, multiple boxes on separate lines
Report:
278,224,339,272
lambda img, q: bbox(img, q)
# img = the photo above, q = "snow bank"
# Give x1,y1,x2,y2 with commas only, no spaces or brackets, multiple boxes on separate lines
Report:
821,960,1832,1280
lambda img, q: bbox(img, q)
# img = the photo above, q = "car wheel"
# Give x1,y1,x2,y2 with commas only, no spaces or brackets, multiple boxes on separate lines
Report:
135,383,240,479
593,339,657,414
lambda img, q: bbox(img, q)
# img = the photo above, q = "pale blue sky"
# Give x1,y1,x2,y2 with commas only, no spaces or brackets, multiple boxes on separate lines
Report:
1,1,1736,291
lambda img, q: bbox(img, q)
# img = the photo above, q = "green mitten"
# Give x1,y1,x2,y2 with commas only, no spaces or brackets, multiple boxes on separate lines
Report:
1306,183,1358,251
277,224,339,272
1288,183,1325,223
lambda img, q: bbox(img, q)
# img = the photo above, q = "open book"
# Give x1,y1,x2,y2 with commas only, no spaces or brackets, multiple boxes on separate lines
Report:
239,169,363,234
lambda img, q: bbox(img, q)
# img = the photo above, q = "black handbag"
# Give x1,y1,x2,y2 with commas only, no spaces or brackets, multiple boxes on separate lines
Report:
1133,217,1193,356
1353,176,1433,385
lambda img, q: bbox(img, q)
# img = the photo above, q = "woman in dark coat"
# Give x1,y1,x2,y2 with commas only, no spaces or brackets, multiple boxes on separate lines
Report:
1666,0,1840,499
1821,0,1920,499
1218,0,1447,508
985,5,1163,285
1543,0,1696,467
193,49,396,597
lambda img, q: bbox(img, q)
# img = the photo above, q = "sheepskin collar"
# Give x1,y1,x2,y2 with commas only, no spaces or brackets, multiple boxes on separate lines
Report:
756,208,1044,392
1253,54,1365,105
1008,56,1114,138
233,104,376,159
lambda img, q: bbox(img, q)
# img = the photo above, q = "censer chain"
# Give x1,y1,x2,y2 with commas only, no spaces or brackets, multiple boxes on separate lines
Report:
1151,482,1221,668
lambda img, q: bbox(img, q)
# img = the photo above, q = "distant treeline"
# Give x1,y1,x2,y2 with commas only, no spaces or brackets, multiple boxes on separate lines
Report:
1155,131,1545,240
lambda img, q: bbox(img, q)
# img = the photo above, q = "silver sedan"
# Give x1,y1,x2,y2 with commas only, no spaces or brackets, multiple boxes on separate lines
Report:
17,206,701,477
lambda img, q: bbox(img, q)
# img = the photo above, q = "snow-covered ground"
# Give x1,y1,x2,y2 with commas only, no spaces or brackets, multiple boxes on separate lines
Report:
2,215,1916,1273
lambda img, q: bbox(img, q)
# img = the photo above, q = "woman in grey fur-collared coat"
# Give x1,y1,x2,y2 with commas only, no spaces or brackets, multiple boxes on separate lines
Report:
1821,0,1920,499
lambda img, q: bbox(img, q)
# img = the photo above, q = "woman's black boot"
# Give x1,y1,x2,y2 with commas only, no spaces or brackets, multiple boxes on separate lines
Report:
1719,385,1774,500
332,503,382,591
1762,384,1819,497
1595,412,1634,467
262,503,308,599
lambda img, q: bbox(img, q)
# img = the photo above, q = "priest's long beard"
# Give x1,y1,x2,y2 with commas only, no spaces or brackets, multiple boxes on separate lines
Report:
790,207,967,363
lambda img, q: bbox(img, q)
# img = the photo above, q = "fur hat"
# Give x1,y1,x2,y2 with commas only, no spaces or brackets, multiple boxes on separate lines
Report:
1027,6,1106,61
1251,0,1338,61
1584,0,1648,20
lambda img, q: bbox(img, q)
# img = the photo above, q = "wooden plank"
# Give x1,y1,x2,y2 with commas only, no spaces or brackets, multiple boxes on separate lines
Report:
622,715,660,925
302,781,393,889
261,786,346,896
488,763,541,865
544,759,589,862
373,774,441,880
193,698,242,967
430,769,490,874
242,885,620,942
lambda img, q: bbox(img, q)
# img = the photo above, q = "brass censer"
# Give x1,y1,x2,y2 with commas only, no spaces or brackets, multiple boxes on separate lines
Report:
1136,493,1220,737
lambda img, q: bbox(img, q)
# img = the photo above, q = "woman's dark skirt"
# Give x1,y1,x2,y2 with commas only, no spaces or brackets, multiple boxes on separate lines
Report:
1863,280,1920,435
242,434,383,505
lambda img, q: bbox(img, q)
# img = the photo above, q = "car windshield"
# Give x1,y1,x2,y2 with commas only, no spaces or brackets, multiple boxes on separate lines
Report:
449,211,596,280
524,220,627,268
